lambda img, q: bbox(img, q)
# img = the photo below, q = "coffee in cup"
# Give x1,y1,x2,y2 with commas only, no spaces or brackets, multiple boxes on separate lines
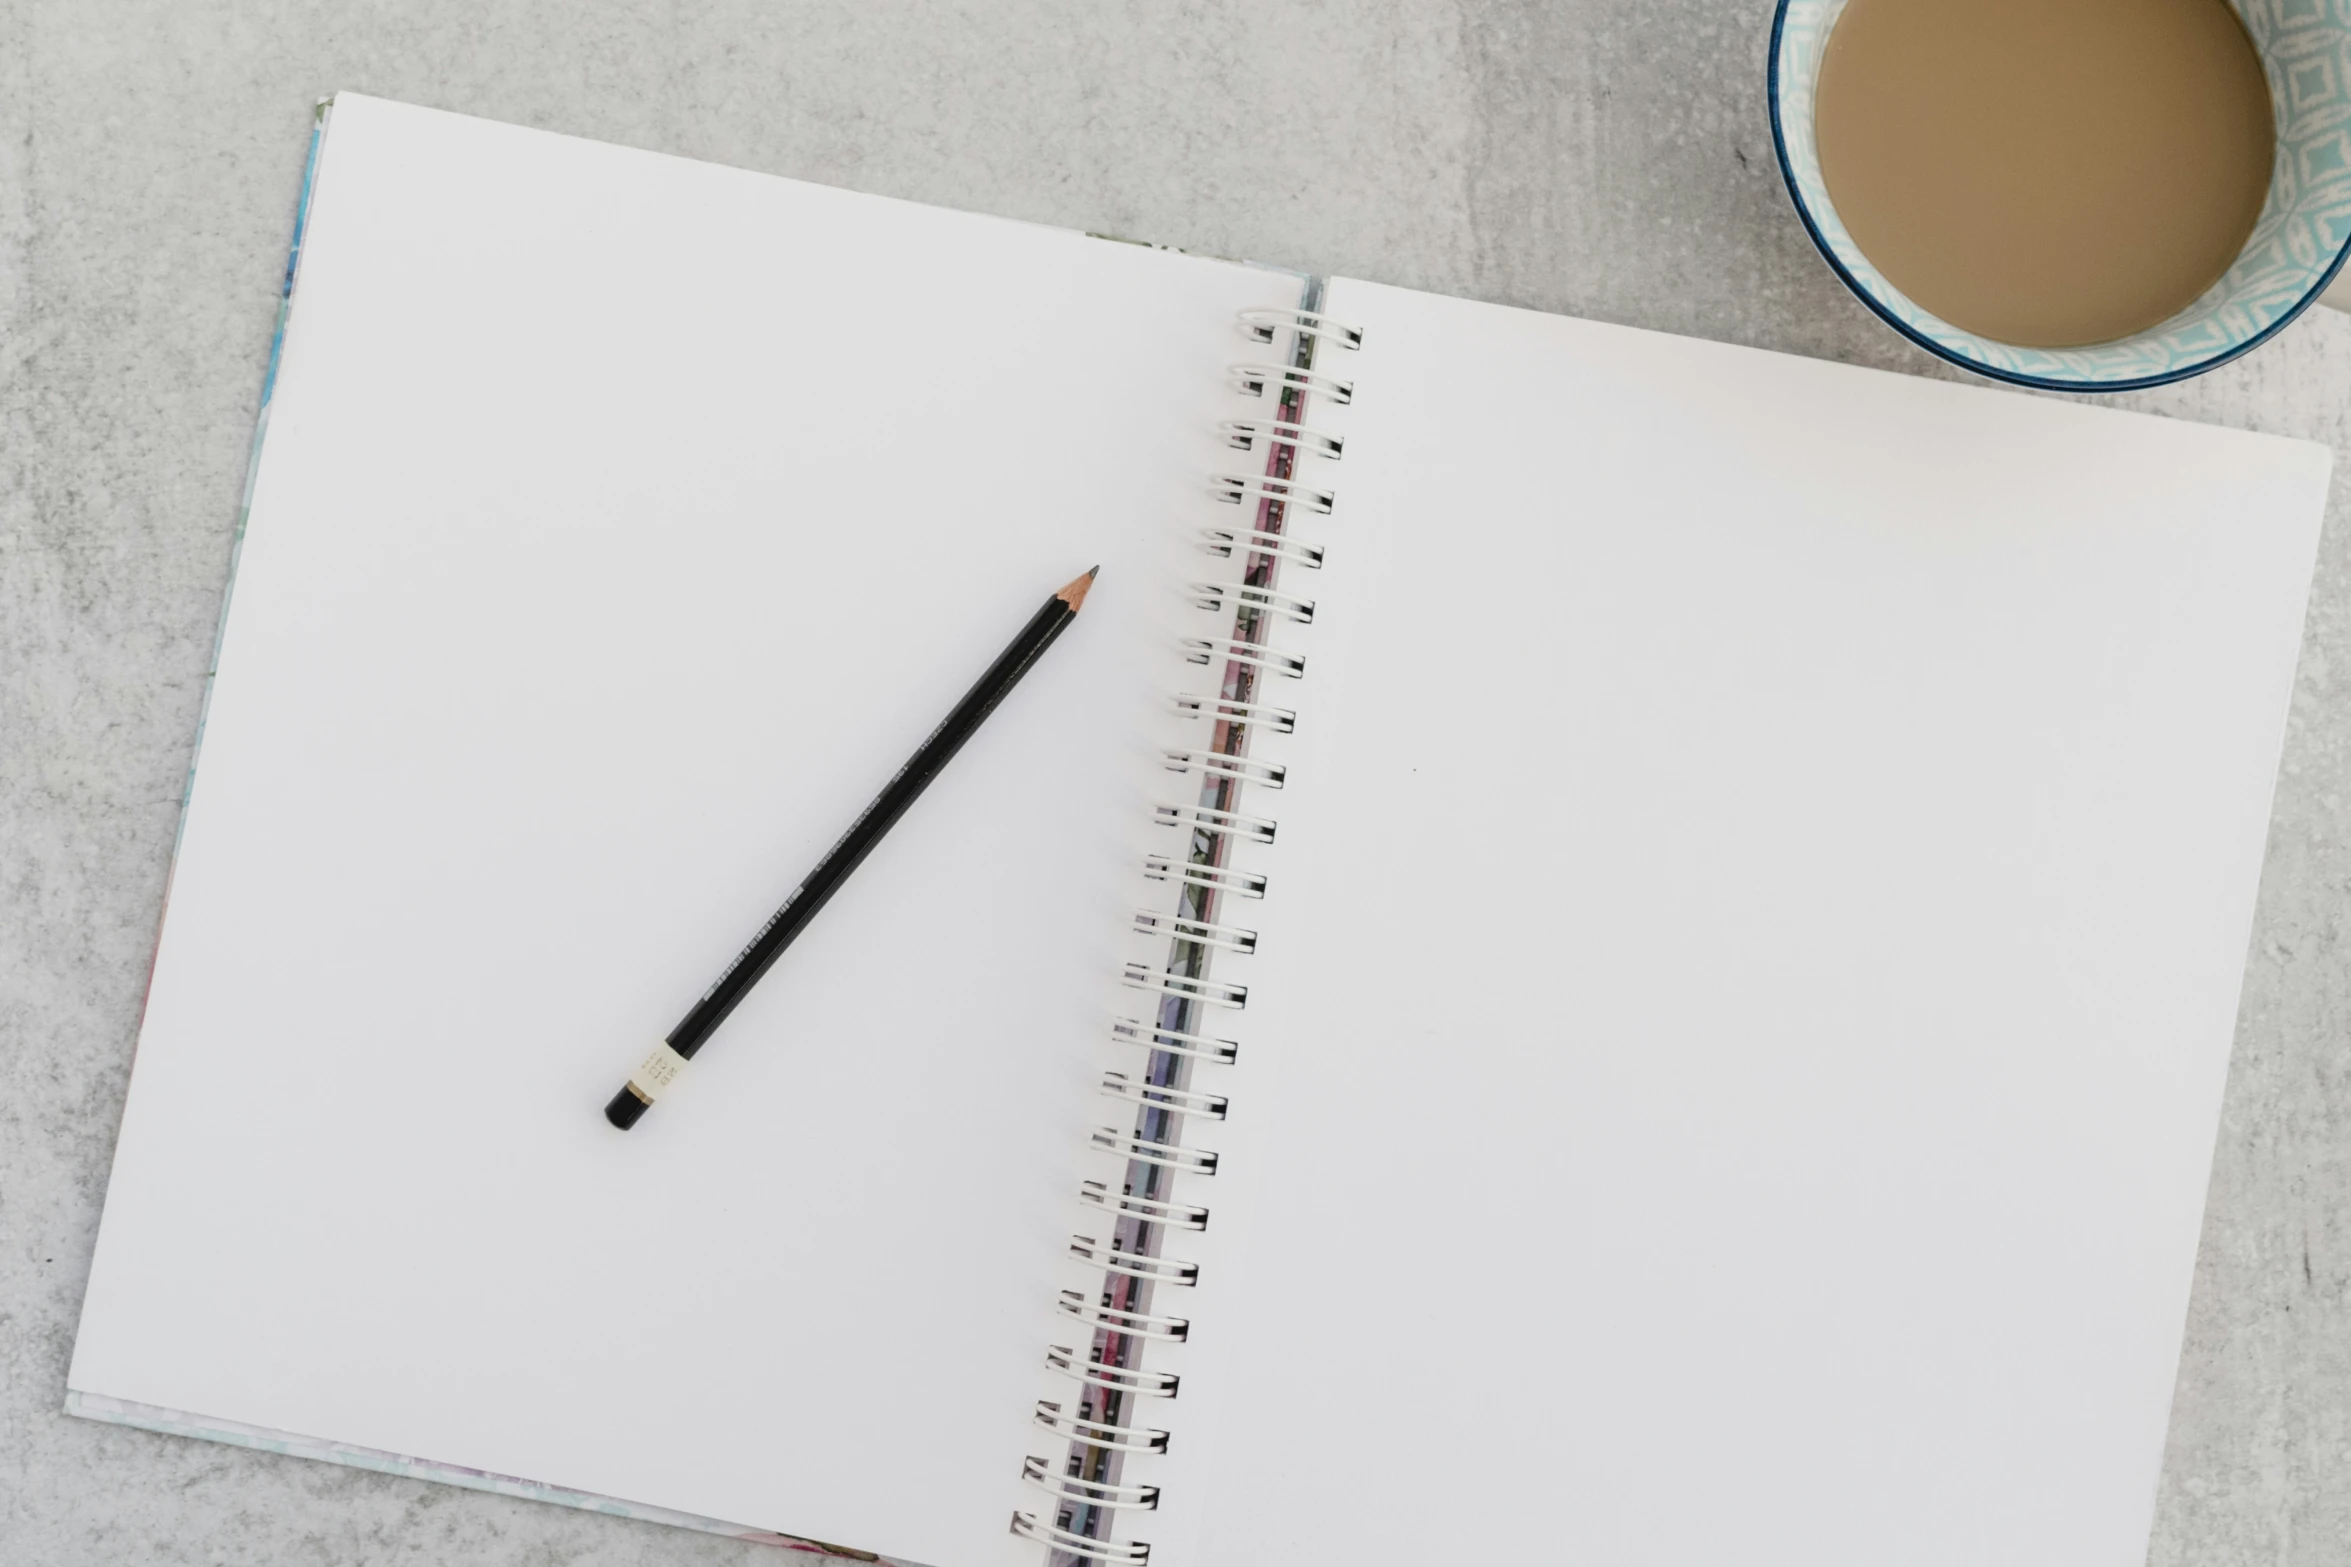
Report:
1811,0,2273,349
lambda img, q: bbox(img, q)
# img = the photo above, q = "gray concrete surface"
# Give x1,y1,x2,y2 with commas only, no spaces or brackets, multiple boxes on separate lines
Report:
5,2,2349,1562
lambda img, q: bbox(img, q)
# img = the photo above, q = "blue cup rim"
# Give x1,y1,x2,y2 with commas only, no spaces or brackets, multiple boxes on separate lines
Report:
1765,0,2351,393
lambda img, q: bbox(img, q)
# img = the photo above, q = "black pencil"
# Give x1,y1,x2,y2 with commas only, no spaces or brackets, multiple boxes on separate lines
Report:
603,567,1099,1129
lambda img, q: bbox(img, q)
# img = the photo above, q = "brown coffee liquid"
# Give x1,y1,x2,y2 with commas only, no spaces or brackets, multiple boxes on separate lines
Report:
1814,0,2274,347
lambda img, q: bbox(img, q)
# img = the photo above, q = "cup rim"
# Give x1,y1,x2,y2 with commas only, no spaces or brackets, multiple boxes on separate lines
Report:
1765,0,2351,393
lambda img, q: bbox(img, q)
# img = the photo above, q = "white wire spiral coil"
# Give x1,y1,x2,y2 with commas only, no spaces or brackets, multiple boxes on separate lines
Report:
1109,1016,1240,1065
1077,1177,1213,1229
1015,297,1356,1566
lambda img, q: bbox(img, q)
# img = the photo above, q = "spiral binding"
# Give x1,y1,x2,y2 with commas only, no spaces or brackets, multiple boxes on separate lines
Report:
1128,908,1258,956
1033,1401,1170,1453
1159,750,1286,789
1150,800,1278,846
1118,966,1247,1012
1011,1514,1152,1565
1143,858,1268,911
1107,1017,1238,1065
1218,417,1343,461
1199,523,1323,571
1077,1176,1213,1227
1210,474,1335,513
1237,305,1365,350
1171,693,1296,734
1057,1289,1193,1341
1227,362,1354,404
1023,1456,1165,1509
1090,1123,1222,1173
1187,581,1315,625
1180,636,1307,680
1046,1344,1182,1398
1068,1235,1199,1285
1098,1072,1230,1116
1014,292,1359,1565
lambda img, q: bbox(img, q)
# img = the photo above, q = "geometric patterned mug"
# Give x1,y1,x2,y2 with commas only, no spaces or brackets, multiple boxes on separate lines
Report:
1769,0,2351,391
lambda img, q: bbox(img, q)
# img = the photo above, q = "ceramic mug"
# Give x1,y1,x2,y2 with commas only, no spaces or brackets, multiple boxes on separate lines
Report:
1769,0,2351,391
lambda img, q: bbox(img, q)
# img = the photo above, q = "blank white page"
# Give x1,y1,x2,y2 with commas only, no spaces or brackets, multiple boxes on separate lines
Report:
67,94,1304,1564
1150,281,2327,1564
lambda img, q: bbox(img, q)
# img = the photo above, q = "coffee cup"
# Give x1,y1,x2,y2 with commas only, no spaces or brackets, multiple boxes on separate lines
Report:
1769,0,2351,391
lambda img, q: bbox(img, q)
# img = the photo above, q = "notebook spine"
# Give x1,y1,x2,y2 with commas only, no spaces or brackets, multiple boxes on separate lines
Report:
1011,289,1359,1566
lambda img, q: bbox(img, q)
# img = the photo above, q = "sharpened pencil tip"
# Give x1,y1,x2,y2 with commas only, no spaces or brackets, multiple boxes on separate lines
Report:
1057,568,1099,613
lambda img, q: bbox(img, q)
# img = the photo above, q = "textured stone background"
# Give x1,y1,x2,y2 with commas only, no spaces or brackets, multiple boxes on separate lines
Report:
3,2,2347,1562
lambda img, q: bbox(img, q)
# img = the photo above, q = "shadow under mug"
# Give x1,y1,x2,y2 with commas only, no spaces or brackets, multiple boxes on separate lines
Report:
1769,0,2351,391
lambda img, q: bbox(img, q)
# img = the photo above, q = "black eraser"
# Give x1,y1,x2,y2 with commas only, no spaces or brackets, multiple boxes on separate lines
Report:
603,1087,650,1130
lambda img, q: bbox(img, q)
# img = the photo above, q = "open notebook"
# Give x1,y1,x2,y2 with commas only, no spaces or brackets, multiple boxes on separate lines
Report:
70,93,2328,1567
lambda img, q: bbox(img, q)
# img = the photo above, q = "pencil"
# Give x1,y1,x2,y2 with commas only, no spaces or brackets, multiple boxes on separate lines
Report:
603,567,1099,1129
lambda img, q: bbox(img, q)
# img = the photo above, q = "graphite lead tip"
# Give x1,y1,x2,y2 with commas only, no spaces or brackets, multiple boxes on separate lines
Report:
1057,567,1100,613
